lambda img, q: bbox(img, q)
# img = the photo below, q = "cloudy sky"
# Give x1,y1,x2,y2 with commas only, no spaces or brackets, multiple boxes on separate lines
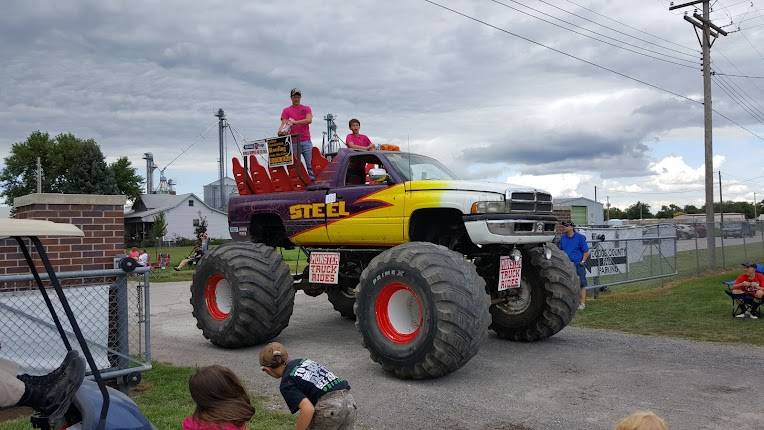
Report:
1,0,763,210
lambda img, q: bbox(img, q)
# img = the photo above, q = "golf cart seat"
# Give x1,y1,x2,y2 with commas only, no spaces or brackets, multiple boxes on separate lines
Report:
723,263,764,318
67,380,152,430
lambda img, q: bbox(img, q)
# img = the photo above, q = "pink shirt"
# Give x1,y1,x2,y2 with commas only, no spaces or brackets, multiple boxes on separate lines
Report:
281,104,312,141
182,417,245,430
345,133,372,148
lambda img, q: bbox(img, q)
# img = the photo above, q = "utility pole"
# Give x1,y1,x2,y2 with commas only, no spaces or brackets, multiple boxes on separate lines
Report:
215,108,226,211
670,0,728,268
718,170,726,267
36,157,42,193
605,196,611,222
755,192,758,220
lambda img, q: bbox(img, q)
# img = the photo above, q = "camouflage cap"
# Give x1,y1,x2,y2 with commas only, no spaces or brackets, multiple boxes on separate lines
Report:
260,342,288,367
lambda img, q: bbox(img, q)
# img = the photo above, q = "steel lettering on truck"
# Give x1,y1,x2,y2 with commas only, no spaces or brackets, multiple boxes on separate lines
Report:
289,202,350,220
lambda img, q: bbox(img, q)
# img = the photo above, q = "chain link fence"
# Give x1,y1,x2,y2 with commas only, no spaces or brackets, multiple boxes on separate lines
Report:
0,268,151,382
575,219,764,290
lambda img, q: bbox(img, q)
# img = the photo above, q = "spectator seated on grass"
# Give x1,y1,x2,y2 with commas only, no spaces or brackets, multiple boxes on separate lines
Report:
175,246,204,271
724,262,764,319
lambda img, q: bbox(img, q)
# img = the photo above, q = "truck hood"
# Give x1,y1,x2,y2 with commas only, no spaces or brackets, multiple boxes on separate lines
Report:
408,180,549,196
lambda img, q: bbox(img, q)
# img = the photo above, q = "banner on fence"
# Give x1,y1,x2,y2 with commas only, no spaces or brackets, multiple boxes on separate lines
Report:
585,247,627,277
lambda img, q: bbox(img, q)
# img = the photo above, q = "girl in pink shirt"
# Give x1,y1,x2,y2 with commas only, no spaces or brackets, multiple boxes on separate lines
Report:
182,365,255,430
345,118,373,150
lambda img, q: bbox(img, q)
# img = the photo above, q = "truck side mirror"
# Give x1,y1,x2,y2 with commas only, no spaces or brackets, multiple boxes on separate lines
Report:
368,168,389,184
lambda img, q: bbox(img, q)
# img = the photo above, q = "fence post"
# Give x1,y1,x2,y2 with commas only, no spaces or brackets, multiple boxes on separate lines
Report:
108,275,129,371
743,222,748,260
694,229,700,274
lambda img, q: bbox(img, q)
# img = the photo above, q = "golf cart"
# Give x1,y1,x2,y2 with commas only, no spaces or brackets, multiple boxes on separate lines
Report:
0,219,153,430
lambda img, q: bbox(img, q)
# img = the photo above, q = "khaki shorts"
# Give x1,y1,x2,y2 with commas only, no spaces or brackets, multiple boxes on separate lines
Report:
0,358,24,408
309,389,357,430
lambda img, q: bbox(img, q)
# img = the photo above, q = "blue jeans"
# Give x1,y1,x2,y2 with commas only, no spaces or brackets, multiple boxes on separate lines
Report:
299,139,315,179
575,263,588,289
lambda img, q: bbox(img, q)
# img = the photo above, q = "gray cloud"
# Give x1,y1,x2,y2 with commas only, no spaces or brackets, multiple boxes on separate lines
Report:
0,0,761,198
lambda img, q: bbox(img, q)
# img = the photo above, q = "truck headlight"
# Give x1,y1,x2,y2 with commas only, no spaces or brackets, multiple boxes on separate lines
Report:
470,201,507,214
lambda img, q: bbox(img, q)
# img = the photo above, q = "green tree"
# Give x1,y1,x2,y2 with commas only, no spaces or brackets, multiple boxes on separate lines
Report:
149,212,168,251
655,204,682,219
604,206,627,220
0,131,57,204
60,139,118,195
109,157,144,202
194,213,208,237
0,131,142,205
683,204,701,214
625,201,653,219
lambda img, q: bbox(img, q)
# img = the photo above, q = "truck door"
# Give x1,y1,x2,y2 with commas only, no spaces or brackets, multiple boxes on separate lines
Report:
283,189,331,245
326,153,405,246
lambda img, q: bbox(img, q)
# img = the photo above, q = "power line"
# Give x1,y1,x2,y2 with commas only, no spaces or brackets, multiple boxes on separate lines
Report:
424,0,702,101
712,76,764,123
712,71,764,78
540,0,700,59
163,122,216,171
424,0,764,141
486,0,699,68
565,0,701,54
712,69,764,118
714,71,764,119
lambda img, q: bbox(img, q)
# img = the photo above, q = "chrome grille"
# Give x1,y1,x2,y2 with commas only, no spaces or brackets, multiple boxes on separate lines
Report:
509,191,553,213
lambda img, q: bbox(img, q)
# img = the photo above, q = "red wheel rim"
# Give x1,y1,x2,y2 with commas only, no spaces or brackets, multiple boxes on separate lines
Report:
205,273,231,321
375,281,423,344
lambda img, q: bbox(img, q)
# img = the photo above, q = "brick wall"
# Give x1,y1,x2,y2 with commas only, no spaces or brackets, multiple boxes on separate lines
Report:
0,194,126,288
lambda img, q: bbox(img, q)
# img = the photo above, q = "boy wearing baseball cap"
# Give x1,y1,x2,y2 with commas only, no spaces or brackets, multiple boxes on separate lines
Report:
260,342,356,429
731,262,764,319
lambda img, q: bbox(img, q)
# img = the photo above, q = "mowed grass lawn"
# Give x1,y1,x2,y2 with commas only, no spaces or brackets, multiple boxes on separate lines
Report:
573,270,764,346
0,362,294,430
136,246,307,283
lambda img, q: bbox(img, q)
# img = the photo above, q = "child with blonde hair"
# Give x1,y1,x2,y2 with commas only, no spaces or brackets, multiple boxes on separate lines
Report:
615,411,668,430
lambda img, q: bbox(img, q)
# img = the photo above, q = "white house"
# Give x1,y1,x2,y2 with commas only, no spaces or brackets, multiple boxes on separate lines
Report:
124,193,230,242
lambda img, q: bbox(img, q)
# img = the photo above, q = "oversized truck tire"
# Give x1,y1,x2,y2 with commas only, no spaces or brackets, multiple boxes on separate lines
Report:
354,242,490,379
326,281,357,320
489,245,579,342
190,242,294,348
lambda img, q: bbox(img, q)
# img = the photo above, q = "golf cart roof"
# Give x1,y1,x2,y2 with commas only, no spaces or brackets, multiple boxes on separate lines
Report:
0,219,84,239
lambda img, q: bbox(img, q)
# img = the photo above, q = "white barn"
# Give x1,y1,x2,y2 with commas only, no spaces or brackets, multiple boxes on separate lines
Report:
125,193,230,242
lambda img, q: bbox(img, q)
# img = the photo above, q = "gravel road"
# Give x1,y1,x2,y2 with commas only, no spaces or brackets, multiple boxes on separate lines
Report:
149,281,764,430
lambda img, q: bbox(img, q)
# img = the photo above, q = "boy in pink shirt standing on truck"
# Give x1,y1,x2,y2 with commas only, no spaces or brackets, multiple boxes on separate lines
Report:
279,88,315,179
345,118,373,150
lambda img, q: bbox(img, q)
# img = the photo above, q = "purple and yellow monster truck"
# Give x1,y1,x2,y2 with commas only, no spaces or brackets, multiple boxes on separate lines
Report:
191,140,579,379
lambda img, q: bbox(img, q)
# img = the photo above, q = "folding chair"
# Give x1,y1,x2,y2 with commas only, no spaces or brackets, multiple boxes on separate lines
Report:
723,281,762,318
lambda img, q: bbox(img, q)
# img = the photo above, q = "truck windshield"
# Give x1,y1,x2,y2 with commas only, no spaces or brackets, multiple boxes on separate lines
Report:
386,153,459,181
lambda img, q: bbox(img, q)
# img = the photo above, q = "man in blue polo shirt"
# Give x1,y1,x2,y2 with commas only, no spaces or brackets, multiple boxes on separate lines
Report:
559,220,590,310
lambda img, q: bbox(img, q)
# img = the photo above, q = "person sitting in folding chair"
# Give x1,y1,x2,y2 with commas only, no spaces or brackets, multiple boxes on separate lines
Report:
0,350,85,427
174,246,204,271
731,262,764,319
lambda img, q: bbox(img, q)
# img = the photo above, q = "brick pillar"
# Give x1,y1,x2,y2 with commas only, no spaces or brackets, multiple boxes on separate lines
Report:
0,193,126,278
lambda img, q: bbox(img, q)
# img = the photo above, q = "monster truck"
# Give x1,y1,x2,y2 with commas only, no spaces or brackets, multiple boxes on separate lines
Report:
191,137,579,379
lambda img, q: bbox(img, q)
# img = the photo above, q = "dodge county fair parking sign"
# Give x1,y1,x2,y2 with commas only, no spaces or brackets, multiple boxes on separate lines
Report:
498,256,522,291
309,252,340,284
